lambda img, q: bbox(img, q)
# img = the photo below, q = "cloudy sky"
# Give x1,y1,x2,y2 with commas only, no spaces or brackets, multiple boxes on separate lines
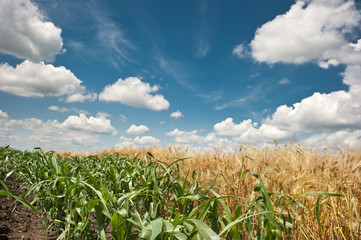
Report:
1,0,361,151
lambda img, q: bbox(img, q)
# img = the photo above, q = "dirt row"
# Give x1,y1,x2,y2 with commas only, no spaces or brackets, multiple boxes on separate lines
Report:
0,176,57,240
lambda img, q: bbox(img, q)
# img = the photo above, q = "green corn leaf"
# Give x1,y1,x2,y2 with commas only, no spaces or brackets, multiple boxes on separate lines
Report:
187,219,220,240
219,211,272,237
111,212,125,240
150,218,163,240
0,190,39,213
96,225,107,240
316,197,322,234
172,232,188,240
301,191,343,197
51,152,60,175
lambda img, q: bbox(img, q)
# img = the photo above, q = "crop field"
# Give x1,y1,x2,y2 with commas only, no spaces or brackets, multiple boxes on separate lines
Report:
0,144,360,239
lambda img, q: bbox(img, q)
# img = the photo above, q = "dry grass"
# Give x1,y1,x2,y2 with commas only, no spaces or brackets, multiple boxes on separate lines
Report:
60,143,361,239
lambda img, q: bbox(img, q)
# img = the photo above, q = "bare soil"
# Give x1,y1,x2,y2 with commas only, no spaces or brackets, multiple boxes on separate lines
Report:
0,176,57,240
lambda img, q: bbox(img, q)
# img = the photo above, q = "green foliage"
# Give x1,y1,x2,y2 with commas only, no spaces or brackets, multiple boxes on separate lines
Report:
0,146,341,239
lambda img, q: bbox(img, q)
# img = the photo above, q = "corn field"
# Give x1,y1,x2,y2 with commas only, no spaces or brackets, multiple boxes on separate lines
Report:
1,144,360,239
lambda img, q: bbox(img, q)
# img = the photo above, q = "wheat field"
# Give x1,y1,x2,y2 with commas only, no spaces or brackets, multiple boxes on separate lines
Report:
65,143,361,239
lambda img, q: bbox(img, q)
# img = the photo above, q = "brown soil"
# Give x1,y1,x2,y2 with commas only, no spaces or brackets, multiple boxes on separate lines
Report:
0,176,57,240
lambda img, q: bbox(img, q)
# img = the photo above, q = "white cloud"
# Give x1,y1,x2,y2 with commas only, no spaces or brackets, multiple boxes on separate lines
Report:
62,114,117,135
219,0,361,149
0,0,64,62
126,124,150,135
48,106,68,113
301,130,361,149
96,112,111,118
48,105,89,115
0,60,97,102
214,118,293,144
170,110,184,119
0,109,8,119
99,77,170,111
350,39,361,51
250,0,361,65
166,129,202,143
263,91,361,132
0,109,102,150
278,78,290,85
263,65,361,133
232,43,247,58
133,136,160,146
117,136,161,148
211,64,361,148
166,129,208,144
214,118,256,137
166,128,232,150
65,92,98,103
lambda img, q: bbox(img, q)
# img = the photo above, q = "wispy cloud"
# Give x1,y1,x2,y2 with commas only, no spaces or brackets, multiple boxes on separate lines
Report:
92,9,136,66
194,0,211,58
119,114,127,122
195,35,210,58
155,55,196,91
215,84,265,110
215,97,248,110
199,90,224,102
44,0,136,68
48,106,89,115
278,78,290,85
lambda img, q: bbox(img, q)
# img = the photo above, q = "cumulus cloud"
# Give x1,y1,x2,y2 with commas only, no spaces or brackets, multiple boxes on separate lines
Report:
0,0,64,62
99,77,170,111
223,0,360,149
263,65,361,132
214,118,256,137
166,129,203,144
126,124,150,135
117,136,161,148
62,114,117,135
214,118,293,144
0,60,97,102
0,109,105,150
250,0,361,65
212,64,361,148
0,110,8,119
301,130,361,149
350,39,361,51
166,128,232,150
170,110,184,119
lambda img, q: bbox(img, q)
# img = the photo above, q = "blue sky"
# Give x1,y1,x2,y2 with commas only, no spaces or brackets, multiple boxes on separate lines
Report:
1,0,361,151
